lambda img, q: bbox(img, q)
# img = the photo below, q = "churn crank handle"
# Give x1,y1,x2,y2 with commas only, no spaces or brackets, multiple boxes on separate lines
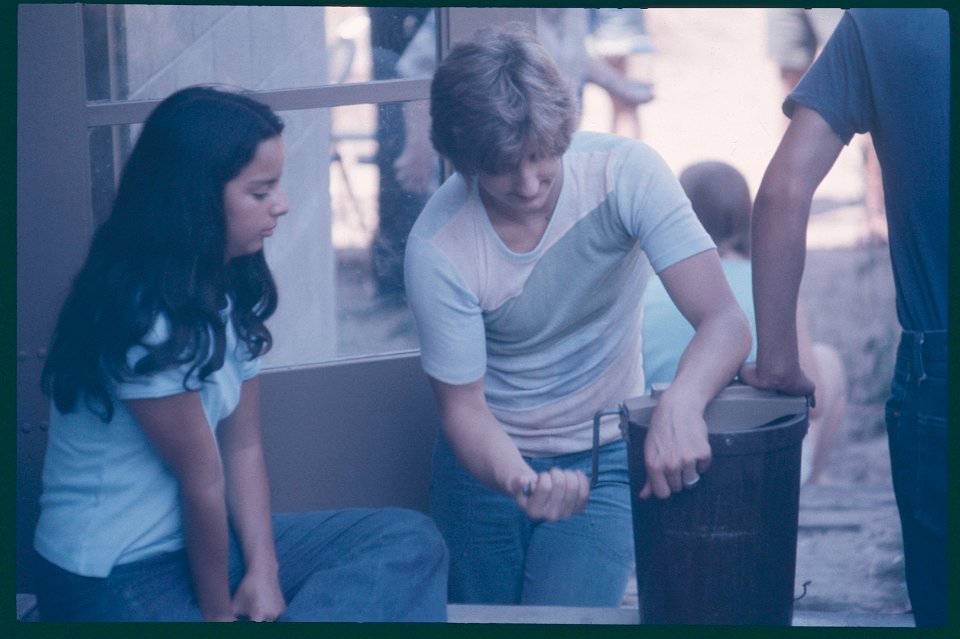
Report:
591,408,622,488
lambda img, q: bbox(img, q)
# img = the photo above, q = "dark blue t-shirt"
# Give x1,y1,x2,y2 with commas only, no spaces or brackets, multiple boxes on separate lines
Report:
786,9,949,332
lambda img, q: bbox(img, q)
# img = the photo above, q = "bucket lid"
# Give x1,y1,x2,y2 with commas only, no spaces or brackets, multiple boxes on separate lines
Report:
621,383,808,433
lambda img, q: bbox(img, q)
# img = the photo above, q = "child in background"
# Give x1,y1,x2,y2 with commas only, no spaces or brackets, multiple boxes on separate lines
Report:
642,160,846,485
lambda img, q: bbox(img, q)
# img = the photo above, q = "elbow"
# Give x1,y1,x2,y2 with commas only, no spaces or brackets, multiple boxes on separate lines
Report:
728,305,753,364
751,187,775,219
754,180,813,222
738,312,753,362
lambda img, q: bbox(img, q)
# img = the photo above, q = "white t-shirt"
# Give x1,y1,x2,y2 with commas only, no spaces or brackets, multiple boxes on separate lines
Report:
404,131,713,456
34,307,260,577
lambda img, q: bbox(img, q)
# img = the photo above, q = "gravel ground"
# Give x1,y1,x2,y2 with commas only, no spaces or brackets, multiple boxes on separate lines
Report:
791,239,909,617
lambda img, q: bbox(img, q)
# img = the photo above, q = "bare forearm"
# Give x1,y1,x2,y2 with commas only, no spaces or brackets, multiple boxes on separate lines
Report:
750,105,845,384
224,446,278,577
216,378,285,621
445,408,531,494
432,377,589,520
751,187,810,379
430,378,533,495
639,309,747,499
585,56,619,92
181,478,234,620
584,56,653,107
656,250,749,407
669,305,751,410
640,251,752,499
402,100,431,151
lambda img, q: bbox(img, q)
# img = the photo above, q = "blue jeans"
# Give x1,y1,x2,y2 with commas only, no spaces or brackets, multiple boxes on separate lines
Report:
885,330,947,627
35,508,449,622
430,433,634,606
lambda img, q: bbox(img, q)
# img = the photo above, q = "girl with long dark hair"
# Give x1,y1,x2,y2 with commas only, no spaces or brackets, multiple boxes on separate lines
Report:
34,86,448,622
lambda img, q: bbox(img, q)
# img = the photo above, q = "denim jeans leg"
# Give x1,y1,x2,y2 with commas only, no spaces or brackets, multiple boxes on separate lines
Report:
37,510,448,622
885,332,947,627
270,509,448,622
36,550,204,621
522,440,634,606
431,433,634,607
430,433,531,604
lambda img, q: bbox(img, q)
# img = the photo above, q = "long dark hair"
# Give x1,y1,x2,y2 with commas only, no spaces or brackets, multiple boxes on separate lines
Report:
41,86,285,421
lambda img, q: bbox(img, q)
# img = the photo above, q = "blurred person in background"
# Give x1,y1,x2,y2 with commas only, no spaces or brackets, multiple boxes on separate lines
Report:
368,7,437,304
586,8,655,138
766,8,844,96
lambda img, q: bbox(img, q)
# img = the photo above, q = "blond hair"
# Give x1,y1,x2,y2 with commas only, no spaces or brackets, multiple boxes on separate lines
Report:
430,22,578,176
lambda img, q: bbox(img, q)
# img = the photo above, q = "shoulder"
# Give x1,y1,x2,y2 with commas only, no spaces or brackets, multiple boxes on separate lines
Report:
844,9,948,56
403,184,471,295
567,130,643,156
846,7,945,31
565,131,663,185
409,172,473,241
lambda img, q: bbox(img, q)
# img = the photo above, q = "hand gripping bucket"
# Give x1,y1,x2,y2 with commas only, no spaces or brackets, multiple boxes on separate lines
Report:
592,383,809,625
